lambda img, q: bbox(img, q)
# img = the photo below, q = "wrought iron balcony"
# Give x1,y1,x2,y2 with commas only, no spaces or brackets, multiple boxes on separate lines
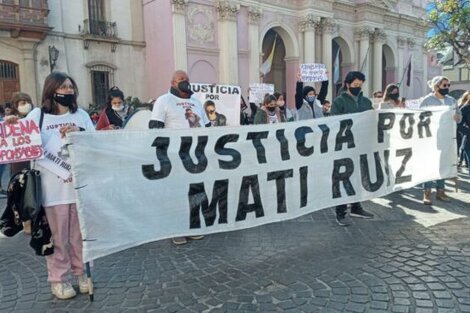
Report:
82,19,117,39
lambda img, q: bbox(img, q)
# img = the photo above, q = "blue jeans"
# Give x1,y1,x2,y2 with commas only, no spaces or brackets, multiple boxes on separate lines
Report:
464,149,470,177
423,179,445,190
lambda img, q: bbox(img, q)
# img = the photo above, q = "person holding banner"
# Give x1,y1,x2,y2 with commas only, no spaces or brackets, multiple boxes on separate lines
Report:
331,71,374,226
96,87,132,130
295,73,327,120
419,76,461,204
149,70,209,245
24,72,95,299
254,94,286,124
379,84,405,109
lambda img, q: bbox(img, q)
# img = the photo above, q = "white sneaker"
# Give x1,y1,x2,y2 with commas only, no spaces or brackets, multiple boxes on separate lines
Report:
51,282,77,299
77,274,89,293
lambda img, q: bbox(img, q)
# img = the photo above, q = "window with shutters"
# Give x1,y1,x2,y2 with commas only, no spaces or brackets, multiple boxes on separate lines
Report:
0,60,20,104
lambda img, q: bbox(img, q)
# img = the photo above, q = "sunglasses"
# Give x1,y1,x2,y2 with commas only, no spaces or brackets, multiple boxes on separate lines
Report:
441,84,451,88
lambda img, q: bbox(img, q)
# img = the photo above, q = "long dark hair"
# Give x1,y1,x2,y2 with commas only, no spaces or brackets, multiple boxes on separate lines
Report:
383,83,400,102
106,86,125,109
41,72,78,114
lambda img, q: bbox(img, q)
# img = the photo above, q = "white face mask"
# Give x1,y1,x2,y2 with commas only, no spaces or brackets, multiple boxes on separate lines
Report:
18,103,32,115
112,105,124,111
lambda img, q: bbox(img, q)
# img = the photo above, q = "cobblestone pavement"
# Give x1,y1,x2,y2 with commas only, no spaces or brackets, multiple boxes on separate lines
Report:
1,170,469,313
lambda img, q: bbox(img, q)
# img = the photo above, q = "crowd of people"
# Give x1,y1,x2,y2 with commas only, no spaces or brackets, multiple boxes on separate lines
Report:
0,68,467,300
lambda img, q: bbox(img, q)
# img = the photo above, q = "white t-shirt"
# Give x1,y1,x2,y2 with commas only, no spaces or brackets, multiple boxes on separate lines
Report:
150,92,209,129
268,112,279,124
27,107,95,207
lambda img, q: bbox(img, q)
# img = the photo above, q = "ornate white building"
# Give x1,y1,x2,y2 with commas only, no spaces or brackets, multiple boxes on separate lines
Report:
144,0,431,105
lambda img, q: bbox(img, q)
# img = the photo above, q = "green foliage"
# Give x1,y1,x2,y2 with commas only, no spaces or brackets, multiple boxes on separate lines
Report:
426,0,470,66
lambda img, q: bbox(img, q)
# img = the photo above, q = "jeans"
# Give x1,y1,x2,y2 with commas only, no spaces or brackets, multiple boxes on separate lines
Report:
423,179,445,190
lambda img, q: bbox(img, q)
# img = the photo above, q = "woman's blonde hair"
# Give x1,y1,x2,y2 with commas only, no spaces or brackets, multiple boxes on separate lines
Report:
458,90,470,108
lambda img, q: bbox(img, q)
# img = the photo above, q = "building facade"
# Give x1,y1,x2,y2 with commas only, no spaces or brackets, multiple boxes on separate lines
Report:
1,0,146,109
145,0,430,106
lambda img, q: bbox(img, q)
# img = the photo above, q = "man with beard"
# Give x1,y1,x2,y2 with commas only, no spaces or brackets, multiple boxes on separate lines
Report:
149,70,210,245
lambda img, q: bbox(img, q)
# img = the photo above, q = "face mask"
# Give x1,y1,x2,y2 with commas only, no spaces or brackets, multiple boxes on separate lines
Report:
389,93,400,101
267,106,276,112
306,96,316,103
18,103,32,115
349,87,362,96
54,93,75,107
439,88,449,96
178,80,192,94
112,105,124,111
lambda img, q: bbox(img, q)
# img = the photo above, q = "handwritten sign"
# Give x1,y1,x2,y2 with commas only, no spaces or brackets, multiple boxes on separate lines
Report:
405,99,421,110
300,63,328,82
0,119,43,164
249,83,274,104
36,136,71,180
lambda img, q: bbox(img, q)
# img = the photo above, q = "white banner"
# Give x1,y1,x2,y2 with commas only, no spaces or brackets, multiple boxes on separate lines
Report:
67,108,457,262
190,83,241,126
37,136,71,180
0,119,43,164
249,83,274,104
300,63,328,82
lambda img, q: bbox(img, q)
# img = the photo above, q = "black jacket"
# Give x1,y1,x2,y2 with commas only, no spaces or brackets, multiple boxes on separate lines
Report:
0,169,54,256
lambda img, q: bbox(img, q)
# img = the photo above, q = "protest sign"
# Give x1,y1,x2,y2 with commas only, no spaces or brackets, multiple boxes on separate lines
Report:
300,63,328,82
249,83,275,104
405,99,421,110
190,84,241,126
0,119,43,164
67,108,456,262
37,135,71,180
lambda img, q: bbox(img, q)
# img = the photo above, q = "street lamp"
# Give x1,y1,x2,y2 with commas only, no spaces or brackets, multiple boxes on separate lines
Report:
49,45,59,72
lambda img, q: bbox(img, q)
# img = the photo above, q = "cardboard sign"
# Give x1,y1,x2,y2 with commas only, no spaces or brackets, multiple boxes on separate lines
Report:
249,83,275,104
36,135,71,180
300,63,328,82
0,119,43,164
405,99,421,110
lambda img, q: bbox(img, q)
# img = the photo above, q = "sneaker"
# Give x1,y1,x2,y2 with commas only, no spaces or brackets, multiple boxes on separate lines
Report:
172,237,187,245
350,206,374,219
336,214,352,226
187,235,204,240
51,282,77,300
77,274,89,294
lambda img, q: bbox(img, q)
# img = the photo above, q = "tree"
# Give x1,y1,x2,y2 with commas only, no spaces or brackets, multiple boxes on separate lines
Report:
426,0,470,66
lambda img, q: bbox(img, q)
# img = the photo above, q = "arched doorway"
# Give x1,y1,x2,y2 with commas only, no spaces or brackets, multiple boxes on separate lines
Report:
332,37,354,97
382,45,396,90
0,60,20,104
261,29,286,93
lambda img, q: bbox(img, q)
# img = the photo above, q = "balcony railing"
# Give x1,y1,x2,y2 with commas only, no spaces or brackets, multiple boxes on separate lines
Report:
83,19,117,39
0,0,50,38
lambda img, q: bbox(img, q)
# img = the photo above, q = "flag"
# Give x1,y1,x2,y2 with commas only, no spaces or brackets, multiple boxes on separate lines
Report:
260,35,277,76
406,58,411,87
333,49,340,84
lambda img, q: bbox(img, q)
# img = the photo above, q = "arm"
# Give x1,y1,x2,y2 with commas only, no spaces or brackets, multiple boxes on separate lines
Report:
330,99,341,116
295,81,304,110
317,80,329,104
149,120,164,129
253,110,266,125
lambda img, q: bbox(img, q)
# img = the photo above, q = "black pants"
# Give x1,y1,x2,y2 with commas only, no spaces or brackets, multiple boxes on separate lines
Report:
336,202,361,217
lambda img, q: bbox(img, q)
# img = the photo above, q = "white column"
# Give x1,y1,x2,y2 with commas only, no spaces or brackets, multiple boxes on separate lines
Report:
299,14,317,63
322,19,335,101
248,7,261,84
171,0,188,71
20,42,37,103
357,28,371,97
217,1,239,84
397,37,406,86
372,30,386,93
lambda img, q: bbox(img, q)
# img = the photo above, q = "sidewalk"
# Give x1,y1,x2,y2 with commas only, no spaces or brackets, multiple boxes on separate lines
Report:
1,170,469,313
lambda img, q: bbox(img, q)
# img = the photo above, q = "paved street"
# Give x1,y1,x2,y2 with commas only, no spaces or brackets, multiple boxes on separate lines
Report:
1,169,469,313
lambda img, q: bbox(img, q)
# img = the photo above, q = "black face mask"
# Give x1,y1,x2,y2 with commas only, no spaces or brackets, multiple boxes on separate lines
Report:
389,93,400,101
54,93,75,107
267,106,276,112
349,87,362,96
439,88,449,96
178,80,192,94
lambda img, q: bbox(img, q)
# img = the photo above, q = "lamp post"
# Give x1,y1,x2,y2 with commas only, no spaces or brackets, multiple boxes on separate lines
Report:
48,45,59,72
